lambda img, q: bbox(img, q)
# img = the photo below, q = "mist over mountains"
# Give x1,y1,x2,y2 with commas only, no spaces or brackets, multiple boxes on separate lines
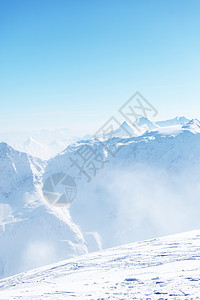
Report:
0,116,190,159
1,116,200,279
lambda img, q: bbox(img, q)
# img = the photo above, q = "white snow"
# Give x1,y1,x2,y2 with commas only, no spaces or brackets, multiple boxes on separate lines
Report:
134,116,158,130
0,229,200,299
155,116,189,127
0,143,89,279
0,116,195,159
47,122,200,250
1,116,200,282
0,129,81,160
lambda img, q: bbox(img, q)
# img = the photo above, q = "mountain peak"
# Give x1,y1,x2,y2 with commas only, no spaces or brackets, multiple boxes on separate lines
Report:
175,116,189,122
187,118,200,125
134,117,158,130
182,118,200,133
24,136,39,146
120,121,132,129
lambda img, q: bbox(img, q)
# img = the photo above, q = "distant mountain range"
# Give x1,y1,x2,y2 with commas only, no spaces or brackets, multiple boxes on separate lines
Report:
0,116,190,159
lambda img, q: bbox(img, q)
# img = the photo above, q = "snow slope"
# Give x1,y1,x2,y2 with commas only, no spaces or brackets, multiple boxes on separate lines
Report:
0,229,200,299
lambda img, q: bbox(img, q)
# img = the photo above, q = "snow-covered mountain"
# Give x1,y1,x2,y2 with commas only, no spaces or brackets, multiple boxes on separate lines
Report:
0,117,192,159
0,129,81,160
156,116,189,127
182,118,200,133
45,117,200,250
0,229,200,299
134,116,158,130
13,137,54,160
97,116,191,140
0,128,73,145
0,143,90,279
1,117,200,279
12,136,82,160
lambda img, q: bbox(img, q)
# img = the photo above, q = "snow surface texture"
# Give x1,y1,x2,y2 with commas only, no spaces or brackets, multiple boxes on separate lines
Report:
0,229,200,299
1,116,200,280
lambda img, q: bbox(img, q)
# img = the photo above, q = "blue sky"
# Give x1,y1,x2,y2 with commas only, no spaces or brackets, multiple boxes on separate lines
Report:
0,0,200,133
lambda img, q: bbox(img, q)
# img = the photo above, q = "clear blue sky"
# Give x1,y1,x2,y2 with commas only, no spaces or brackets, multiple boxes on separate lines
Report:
0,0,200,133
